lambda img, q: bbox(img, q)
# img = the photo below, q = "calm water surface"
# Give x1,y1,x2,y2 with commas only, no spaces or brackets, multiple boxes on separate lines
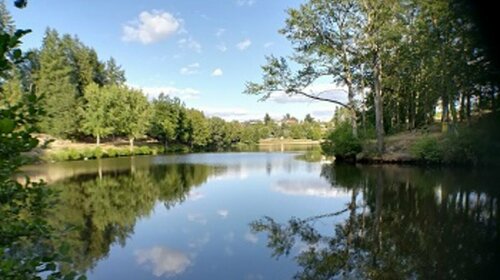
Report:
25,152,499,279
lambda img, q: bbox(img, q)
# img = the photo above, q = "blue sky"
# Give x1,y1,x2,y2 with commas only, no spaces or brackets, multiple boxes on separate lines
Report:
10,0,346,121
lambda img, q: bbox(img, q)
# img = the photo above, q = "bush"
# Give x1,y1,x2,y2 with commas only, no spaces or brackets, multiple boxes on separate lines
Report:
410,136,442,163
117,148,131,157
94,147,104,158
67,149,81,160
106,148,117,158
321,122,362,161
82,148,95,159
137,145,151,155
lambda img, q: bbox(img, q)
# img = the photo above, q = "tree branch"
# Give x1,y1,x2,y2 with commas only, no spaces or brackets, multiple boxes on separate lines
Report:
294,90,351,109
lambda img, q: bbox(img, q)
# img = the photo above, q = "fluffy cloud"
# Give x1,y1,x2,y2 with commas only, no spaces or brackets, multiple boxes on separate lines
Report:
211,68,223,76
178,37,202,53
180,63,200,75
236,39,252,50
122,11,180,44
135,246,191,277
135,85,200,100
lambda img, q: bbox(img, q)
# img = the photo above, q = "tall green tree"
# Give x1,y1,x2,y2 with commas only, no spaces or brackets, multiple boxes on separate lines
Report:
111,86,150,150
37,28,80,138
80,82,113,145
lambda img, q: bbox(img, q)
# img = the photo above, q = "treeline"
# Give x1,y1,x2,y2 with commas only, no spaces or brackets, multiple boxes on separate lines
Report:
247,0,500,156
0,8,326,151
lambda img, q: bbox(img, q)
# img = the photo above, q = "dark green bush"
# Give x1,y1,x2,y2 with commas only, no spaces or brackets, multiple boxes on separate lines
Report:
410,136,442,163
321,122,362,161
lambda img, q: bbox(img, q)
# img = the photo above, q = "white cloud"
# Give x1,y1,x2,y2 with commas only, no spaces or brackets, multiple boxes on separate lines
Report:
215,28,226,37
244,232,258,244
135,246,191,277
188,190,204,201
178,37,202,53
134,85,200,100
122,10,181,44
180,62,200,75
217,209,229,218
263,42,274,48
236,39,252,50
272,179,351,198
211,68,223,76
216,43,227,52
237,0,256,6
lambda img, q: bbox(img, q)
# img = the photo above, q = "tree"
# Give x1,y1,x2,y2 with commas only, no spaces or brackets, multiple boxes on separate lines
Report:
186,109,210,149
149,94,183,147
245,0,362,137
104,57,126,85
80,83,113,145
111,86,150,150
0,0,15,35
37,28,80,138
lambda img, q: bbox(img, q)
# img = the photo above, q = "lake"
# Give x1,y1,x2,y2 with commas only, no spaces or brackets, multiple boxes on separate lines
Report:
23,152,499,279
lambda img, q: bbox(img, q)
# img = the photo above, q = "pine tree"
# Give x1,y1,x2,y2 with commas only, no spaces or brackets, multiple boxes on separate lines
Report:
104,57,126,85
37,28,79,138
0,0,15,34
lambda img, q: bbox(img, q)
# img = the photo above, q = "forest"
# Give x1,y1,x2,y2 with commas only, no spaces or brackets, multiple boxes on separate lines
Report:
0,6,324,154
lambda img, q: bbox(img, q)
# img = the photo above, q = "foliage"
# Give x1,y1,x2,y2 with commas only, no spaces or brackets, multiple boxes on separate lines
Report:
0,4,81,277
410,136,442,163
246,0,500,156
321,122,362,160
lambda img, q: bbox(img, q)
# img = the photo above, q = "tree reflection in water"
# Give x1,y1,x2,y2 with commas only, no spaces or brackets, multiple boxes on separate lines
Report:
251,164,499,279
45,163,224,274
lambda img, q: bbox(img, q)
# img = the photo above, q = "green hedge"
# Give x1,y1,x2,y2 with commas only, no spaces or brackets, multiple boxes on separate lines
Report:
44,145,165,162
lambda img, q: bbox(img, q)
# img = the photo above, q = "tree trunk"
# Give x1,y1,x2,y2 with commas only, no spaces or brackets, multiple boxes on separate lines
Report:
348,83,358,138
129,137,134,152
96,133,100,146
360,65,366,134
373,50,385,154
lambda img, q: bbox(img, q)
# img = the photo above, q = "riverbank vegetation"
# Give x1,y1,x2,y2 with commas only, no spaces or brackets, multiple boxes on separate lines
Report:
246,0,500,165
1,8,327,159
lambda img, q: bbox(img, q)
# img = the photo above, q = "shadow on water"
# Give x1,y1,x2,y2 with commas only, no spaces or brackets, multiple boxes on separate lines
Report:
251,164,500,279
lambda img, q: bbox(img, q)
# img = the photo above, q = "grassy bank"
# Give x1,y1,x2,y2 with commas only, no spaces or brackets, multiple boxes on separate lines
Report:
354,113,500,165
30,136,321,163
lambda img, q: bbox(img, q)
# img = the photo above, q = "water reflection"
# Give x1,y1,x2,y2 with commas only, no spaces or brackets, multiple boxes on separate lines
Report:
47,162,224,273
135,246,191,277
251,164,500,279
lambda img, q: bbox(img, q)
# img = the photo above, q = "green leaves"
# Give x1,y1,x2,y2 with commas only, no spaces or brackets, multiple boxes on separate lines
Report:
0,118,15,133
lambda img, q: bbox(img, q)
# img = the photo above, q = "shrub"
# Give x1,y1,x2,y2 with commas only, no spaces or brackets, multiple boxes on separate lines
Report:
410,137,442,163
82,148,95,159
94,147,103,158
67,149,81,160
117,148,131,157
138,146,151,155
321,122,362,161
106,148,117,158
